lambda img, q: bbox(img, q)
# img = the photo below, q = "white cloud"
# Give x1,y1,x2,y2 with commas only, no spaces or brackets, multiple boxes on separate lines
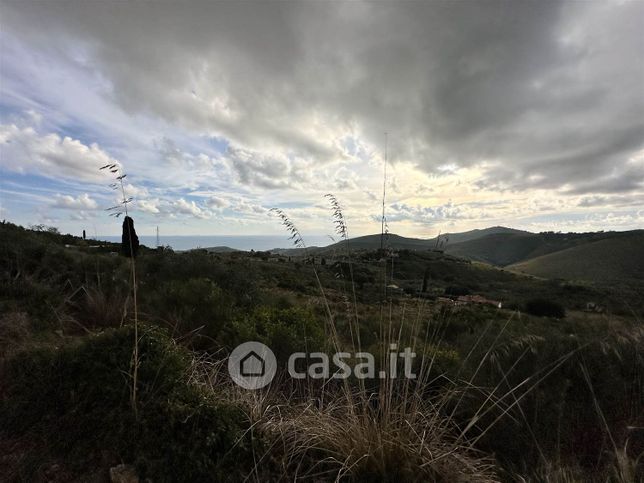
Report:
25,109,42,125
230,198,266,216
206,196,228,209
52,193,98,210
70,210,95,221
123,183,149,198
171,198,209,219
136,198,161,214
0,124,120,183
157,137,221,171
133,197,210,218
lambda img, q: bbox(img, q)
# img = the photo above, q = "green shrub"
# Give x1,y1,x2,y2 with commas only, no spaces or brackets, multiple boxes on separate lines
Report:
453,317,644,474
1,326,254,481
142,277,235,346
230,306,325,361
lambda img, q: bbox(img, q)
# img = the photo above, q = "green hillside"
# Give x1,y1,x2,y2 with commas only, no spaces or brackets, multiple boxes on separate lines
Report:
432,226,530,245
444,232,540,265
282,226,529,255
444,230,644,267
507,232,644,282
274,228,644,288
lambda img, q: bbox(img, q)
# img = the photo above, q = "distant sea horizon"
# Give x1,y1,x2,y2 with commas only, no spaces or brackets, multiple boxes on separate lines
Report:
97,235,334,251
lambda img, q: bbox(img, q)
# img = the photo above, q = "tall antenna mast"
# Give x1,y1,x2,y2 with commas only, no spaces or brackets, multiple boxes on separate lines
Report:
156,225,160,248
380,132,388,250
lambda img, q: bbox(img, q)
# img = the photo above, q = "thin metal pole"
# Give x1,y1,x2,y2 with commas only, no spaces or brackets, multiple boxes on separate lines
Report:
380,132,388,250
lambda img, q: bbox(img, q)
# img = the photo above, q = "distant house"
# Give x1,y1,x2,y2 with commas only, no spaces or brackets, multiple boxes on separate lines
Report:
456,294,502,309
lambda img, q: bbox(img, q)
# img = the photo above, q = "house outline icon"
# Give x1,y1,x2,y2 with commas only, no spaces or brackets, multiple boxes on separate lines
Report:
240,350,265,377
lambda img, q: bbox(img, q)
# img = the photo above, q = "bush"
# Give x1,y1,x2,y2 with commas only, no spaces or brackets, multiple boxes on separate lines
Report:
1,326,253,481
524,298,566,318
453,317,644,475
230,306,325,362
143,278,235,347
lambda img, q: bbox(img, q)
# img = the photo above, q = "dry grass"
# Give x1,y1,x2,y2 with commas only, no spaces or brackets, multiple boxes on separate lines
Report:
61,284,129,331
514,447,643,483
258,395,498,482
190,352,499,482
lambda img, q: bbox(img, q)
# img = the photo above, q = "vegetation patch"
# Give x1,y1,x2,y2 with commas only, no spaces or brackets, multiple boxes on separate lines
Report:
0,325,255,482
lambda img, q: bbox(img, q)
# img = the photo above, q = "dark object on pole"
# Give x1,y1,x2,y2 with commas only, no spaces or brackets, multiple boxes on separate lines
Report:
82,229,86,240
122,216,139,258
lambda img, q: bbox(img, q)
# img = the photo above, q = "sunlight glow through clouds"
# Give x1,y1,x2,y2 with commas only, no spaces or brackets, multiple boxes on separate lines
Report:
0,0,642,237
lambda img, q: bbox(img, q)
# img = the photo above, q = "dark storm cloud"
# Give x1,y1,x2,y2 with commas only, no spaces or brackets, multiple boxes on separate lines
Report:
2,0,643,194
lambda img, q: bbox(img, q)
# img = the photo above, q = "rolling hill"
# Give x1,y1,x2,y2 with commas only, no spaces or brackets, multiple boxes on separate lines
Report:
271,226,644,283
506,231,644,282
279,226,529,255
443,230,644,268
444,232,540,265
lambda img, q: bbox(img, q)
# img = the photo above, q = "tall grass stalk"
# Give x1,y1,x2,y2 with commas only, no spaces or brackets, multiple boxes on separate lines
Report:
264,202,513,479
101,162,140,418
259,200,643,480
324,194,362,358
270,207,354,409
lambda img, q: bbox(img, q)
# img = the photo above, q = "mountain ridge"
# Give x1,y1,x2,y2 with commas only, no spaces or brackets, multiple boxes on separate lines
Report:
265,227,644,284
269,226,529,255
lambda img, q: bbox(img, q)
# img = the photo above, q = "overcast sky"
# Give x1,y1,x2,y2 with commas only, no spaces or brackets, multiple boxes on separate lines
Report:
1,0,643,239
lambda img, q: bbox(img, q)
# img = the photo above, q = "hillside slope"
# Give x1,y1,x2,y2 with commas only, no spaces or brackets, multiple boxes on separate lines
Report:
444,230,643,267
432,226,530,245
287,226,529,255
507,232,644,282
445,232,539,266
